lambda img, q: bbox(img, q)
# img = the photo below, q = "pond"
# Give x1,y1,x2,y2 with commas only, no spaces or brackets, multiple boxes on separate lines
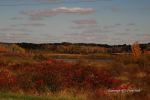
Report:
53,57,112,62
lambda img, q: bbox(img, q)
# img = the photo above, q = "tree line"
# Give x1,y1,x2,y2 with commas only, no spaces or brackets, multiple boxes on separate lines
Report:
0,42,150,54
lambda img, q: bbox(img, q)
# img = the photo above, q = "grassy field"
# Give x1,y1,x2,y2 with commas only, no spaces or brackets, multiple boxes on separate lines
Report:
0,93,79,100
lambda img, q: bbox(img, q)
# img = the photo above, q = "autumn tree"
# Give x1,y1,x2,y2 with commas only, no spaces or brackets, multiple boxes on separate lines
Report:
0,44,7,52
131,41,142,58
8,44,26,54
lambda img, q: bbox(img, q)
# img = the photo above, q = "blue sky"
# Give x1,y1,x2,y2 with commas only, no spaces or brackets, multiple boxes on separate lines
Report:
0,0,150,44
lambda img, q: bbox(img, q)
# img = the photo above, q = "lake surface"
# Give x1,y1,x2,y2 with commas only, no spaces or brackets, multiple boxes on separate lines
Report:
53,57,112,62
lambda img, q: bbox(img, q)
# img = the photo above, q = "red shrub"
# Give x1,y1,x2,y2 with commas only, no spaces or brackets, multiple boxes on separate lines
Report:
114,83,132,90
40,60,55,65
35,80,44,86
0,69,17,90
0,60,120,93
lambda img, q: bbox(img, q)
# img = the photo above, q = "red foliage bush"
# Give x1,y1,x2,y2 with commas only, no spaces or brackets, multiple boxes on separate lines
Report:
40,59,55,65
35,80,44,86
0,69,17,90
1,60,119,93
70,64,116,90
0,69,16,84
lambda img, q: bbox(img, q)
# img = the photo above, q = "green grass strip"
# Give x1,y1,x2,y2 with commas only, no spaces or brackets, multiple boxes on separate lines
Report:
0,92,78,100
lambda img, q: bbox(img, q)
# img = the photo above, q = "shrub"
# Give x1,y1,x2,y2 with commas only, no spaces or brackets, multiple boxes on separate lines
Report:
0,69,17,91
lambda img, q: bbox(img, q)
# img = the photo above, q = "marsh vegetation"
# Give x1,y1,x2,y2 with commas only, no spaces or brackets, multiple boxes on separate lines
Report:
0,42,150,100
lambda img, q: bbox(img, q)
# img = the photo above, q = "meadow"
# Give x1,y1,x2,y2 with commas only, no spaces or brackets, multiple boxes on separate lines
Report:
0,43,150,100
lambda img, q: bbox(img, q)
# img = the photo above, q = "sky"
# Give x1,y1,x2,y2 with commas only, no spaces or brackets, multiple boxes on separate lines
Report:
0,0,150,44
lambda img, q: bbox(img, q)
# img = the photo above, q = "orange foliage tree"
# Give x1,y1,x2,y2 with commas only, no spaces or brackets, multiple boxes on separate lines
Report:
131,41,142,58
0,44,7,52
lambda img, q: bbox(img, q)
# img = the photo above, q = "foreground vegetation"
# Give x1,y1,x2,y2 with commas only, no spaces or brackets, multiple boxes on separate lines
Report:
0,42,150,100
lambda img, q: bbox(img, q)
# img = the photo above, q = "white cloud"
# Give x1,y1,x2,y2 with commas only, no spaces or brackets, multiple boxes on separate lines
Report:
22,7,95,19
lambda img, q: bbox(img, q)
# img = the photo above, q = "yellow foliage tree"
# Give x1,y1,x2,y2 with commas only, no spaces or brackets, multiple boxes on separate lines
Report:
8,44,26,54
131,41,142,58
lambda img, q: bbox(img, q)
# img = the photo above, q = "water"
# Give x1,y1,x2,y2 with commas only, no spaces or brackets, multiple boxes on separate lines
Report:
53,57,112,62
